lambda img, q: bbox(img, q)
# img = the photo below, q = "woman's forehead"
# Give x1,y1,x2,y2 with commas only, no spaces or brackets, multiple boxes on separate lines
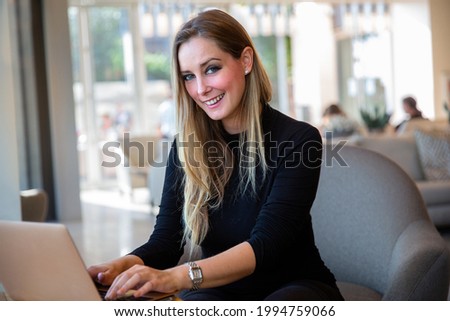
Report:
178,37,229,70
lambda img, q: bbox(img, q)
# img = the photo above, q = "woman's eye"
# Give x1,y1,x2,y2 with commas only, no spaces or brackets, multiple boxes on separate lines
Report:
183,74,195,81
206,66,221,75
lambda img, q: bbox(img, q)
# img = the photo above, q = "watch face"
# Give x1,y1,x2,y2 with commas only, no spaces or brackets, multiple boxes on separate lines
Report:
187,262,203,290
189,266,202,282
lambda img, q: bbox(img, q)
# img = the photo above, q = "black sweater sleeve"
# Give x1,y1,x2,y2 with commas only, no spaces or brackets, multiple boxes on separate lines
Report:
247,125,322,273
130,141,185,269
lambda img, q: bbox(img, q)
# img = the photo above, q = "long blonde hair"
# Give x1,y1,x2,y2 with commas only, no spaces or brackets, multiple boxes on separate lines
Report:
172,9,272,250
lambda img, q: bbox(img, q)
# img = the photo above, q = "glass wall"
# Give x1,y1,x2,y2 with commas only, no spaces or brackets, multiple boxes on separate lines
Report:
334,3,393,128
69,5,142,188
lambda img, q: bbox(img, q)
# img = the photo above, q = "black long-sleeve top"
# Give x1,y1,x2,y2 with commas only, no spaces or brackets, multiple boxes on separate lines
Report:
131,104,336,296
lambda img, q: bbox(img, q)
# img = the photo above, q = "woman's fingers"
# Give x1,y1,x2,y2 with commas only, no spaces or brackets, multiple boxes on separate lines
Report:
104,265,173,300
89,266,117,286
106,266,142,299
133,281,154,298
87,265,107,279
97,269,117,286
117,273,141,295
87,264,116,285
105,275,126,299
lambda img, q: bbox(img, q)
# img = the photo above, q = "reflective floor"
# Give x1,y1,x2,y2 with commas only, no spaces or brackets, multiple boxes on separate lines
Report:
65,189,156,267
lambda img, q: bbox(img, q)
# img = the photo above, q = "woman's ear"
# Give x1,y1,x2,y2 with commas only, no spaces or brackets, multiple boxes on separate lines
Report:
241,46,254,75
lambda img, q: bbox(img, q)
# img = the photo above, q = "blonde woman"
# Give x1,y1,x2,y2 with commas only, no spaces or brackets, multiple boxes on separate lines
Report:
88,9,343,301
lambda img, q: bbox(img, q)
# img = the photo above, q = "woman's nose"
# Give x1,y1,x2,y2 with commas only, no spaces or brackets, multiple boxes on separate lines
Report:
197,77,210,96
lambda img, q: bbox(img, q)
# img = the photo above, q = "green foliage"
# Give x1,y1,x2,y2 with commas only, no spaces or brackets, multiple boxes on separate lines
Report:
89,8,126,82
252,35,287,106
444,101,450,123
253,35,293,78
144,53,171,80
360,105,391,130
253,36,277,80
285,36,292,78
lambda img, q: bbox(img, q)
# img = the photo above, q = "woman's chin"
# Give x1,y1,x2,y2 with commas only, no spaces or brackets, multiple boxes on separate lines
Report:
203,108,226,121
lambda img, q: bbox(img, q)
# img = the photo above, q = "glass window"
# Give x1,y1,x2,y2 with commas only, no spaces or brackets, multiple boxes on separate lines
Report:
68,1,293,192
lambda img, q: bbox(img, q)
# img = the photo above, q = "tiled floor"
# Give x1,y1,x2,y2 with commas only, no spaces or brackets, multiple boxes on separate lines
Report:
68,189,450,299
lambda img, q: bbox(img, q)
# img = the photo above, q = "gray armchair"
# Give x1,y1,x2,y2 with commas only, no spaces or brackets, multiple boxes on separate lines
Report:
311,145,450,300
20,189,48,222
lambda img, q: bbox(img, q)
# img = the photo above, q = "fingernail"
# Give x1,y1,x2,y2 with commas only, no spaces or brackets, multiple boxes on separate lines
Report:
97,272,103,281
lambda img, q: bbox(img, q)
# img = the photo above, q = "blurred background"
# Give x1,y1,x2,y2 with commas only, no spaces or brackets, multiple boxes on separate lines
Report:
1,0,449,265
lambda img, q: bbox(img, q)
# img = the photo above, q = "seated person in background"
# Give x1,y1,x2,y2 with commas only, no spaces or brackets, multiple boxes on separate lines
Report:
395,96,428,133
320,104,359,138
87,9,343,301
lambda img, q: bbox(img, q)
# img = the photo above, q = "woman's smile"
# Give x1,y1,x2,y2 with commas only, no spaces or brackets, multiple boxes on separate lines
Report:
203,93,225,108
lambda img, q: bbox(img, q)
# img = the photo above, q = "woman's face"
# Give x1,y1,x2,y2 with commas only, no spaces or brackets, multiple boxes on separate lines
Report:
403,103,413,115
178,37,252,134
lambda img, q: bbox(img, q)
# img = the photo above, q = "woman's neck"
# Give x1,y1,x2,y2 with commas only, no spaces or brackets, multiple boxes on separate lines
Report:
221,104,264,134
222,119,245,135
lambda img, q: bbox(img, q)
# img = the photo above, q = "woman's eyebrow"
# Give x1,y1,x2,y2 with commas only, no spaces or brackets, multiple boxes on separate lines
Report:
180,57,221,74
200,57,221,68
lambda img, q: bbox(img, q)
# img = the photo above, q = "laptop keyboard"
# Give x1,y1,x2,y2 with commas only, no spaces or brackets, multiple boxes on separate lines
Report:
97,288,150,301
96,284,176,301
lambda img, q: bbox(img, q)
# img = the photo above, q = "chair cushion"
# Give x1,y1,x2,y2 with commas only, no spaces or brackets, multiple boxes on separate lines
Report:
417,180,450,206
337,282,382,301
415,130,450,181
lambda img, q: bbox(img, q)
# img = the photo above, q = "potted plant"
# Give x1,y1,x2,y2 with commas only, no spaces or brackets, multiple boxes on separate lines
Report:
444,101,450,124
360,105,391,133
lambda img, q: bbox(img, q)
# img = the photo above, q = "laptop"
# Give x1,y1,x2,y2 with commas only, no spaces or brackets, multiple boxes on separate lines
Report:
0,220,175,301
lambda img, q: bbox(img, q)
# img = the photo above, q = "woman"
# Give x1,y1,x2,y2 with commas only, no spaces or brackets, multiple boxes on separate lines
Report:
395,96,427,133
321,104,359,138
88,9,343,301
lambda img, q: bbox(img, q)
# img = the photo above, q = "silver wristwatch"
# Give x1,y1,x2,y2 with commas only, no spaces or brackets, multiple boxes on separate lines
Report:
187,261,203,290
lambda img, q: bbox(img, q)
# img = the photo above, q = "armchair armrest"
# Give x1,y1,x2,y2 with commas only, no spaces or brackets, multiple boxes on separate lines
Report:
385,219,450,300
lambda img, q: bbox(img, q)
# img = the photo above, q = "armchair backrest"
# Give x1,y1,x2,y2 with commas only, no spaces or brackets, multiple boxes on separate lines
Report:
311,145,449,299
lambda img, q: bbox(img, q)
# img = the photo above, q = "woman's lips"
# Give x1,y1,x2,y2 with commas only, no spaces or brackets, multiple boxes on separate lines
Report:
204,93,225,108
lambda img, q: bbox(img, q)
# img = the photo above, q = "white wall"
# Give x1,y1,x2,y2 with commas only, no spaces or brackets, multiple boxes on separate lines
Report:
0,0,22,221
43,0,82,221
390,0,435,124
292,3,338,125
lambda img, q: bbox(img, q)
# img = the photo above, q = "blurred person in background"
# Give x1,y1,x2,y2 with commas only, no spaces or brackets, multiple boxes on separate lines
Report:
395,96,427,133
320,104,359,138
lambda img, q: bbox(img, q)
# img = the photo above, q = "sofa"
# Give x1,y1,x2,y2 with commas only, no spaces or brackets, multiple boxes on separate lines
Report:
353,134,450,227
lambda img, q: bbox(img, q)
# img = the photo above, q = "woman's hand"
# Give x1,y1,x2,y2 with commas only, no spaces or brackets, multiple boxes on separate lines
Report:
105,264,189,300
87,255,144,286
